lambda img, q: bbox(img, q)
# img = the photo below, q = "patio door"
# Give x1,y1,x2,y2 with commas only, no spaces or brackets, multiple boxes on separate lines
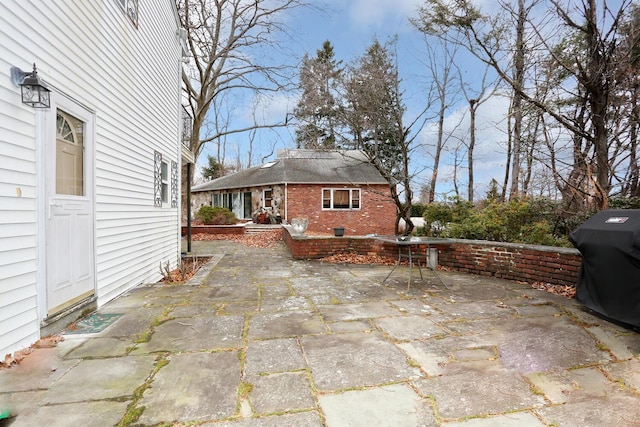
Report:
45,100,95,315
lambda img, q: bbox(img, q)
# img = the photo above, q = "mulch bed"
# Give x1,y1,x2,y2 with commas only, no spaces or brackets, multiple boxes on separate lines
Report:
192,230,283,248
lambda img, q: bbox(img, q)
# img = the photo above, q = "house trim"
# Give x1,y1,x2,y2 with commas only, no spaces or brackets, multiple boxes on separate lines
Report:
37,90,98,324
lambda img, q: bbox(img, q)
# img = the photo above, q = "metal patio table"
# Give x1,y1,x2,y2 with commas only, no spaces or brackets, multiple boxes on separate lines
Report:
376,236,451,289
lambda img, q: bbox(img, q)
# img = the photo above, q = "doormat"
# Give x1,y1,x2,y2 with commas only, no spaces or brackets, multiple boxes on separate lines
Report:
65,313,122,334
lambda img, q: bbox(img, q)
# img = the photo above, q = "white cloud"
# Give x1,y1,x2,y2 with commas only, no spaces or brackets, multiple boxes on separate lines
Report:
347,0,423,28
416,94,511,199
249,92,295,125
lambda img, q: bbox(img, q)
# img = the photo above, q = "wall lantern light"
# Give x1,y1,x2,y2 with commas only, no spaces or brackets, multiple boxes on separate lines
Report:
10,63,51,108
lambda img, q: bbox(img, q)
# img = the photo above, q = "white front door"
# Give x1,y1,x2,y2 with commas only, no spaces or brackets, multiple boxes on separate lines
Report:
45,100,95,316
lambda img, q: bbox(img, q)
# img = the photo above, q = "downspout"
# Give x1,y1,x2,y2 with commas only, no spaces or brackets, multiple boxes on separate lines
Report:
284,182,288,223
187,162,192,253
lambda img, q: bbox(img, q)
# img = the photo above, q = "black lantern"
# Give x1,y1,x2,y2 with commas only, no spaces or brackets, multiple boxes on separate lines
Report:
19,63,50,108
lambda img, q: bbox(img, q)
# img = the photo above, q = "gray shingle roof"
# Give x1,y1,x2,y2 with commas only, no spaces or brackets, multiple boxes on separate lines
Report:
192,150,388,192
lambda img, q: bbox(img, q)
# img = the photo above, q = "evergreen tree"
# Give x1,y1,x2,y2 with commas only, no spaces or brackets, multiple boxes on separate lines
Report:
344,39,404,176
343,38,417,234
293,41,344,148
201,155,223,181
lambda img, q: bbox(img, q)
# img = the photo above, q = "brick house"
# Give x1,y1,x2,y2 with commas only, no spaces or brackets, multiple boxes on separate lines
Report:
191,149,397,235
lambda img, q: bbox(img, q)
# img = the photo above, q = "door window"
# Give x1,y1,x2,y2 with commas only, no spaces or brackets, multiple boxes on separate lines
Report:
56,111,84,196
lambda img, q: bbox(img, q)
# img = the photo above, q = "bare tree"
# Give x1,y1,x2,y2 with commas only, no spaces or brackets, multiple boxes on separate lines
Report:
611,3,640,198
508,0,531,198
178,0,306,203
419,36,463,203
413,0,632,211
459,65,497,202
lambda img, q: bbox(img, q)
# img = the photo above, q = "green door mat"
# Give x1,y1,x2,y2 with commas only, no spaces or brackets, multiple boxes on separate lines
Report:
65,313,122,334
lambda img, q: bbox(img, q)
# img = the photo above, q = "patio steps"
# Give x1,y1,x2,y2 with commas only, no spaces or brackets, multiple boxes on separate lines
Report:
244,223,283,235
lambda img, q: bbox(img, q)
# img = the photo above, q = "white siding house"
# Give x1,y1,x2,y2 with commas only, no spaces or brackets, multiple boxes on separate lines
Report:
0,1,185,358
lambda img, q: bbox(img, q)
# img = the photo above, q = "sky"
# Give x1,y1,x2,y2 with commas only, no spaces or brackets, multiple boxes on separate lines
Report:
195,0,518,201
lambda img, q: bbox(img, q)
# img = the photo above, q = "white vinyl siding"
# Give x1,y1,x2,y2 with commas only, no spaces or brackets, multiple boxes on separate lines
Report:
0,0,182,356
91,0,182,304
0,62,41,354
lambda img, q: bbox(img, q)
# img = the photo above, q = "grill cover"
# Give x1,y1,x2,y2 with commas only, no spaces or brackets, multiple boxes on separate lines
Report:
569,209,640,327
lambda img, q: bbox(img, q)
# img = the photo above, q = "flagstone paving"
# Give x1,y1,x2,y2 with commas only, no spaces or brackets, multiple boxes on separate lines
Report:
2,239,640,426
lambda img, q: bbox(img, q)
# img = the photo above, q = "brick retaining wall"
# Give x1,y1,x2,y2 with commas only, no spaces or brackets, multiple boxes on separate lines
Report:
182,225,245,235
436,240,581,287
283,229,396,259
282,227,581,287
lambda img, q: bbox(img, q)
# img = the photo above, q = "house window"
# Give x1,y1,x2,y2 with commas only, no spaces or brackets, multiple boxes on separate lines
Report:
322,188,361,210
154,151,162,207
117,0,139,27
171,161,178,208
212,192,252,219
243,192,252,218
263,189,273,208
154,151,174,208
161,161,169,204
212,193,224,208
213,193,232,210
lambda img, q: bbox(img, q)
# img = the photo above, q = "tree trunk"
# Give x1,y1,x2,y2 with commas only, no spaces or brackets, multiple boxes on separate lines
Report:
629,88,640,197
429,103,446,203
468,99,477,202
502,97,513,202
585,0,610,209
509,0,526,199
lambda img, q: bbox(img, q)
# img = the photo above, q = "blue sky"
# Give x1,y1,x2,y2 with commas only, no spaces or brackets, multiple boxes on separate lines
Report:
196,0,520,201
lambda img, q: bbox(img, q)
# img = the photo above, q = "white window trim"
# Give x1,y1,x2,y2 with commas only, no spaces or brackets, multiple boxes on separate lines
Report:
161,160,169,206
322,188,361,210
154,152,176,209
117,0,139,28
262,189,273,209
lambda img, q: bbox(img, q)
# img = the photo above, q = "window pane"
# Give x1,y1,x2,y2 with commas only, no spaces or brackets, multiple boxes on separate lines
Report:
264,189,272,208
244,192,252,218
334,190,350,209
161,162,169,203
56,111,84,196
232,192,242,217
161,183,168,203
161,162,168,180
352,190,360,209
323,189,331,208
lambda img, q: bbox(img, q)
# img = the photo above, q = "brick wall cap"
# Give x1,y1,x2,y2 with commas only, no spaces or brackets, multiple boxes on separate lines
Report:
443,238,579,255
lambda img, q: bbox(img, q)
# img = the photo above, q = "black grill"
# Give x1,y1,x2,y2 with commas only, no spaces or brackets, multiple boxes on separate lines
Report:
570,209,640,327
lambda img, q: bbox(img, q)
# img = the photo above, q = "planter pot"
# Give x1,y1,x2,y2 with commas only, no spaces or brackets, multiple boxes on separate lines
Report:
291,217,309,236
333,227,345,237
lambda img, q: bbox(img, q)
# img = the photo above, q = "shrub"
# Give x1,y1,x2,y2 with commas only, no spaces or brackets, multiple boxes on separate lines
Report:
419,195,573,246
423,202,453,227
481,197,539,242
410,203,427,217
422,196,475,237
519,221,571,247
195,205,237,225
609,196,640,209
445,214,487,240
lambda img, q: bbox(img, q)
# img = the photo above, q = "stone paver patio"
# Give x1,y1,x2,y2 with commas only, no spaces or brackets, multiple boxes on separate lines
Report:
2,239,640,426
